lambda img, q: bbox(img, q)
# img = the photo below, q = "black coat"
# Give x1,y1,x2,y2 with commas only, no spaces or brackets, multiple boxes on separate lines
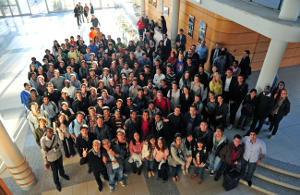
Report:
254,93,274,118
241,94,256,116
193,128,213,152
167,112,184,137
239,56,251,77
222,76,237,97
230,82,248,102
183,113,202,137
94,124,112,141
209,48,220,65
86,149,107,173
76,132,96,157
175,34,186,51
274,98,290,119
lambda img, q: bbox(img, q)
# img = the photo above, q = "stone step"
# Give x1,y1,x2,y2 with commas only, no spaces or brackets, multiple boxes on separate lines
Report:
240,176,300,195
254,165,300,191
259,156,300,179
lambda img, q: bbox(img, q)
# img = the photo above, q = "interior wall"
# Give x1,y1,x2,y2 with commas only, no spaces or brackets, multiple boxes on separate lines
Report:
143,0,300,71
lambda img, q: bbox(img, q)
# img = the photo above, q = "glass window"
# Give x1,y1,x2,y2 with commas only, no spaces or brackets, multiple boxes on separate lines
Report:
18,0,31,14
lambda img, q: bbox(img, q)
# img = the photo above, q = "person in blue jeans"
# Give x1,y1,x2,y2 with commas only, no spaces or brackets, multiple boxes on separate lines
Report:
168,133,186,183
102,139,126,192
208,127,227,176
241,131,266,187
190,140,208,184
142,135,156,178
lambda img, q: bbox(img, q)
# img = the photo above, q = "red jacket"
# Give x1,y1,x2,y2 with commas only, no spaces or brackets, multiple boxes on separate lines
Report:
137,20,145,30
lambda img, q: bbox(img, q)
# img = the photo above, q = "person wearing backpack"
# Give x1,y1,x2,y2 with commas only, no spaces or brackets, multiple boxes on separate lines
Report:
40,127,70,192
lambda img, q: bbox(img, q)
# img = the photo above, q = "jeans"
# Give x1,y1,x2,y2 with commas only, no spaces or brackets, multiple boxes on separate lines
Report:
49,156,66,185
194,166,205,179
145,160,155,171
240,158,257,182
108,167,124,188
170,165,181,178
208,153,221,172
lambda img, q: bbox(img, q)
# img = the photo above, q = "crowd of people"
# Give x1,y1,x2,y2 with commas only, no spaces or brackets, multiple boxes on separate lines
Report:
20,13,291,193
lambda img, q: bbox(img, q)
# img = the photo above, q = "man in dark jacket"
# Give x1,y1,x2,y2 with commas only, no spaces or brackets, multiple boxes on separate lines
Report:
184,106,202,137
239,50,251,79
229,75,248,126
175,29,187,51
82,140,108,191
166,106,185,138
76,124,96,165
124,110,142,141
193,121,213,152
215,134,244,181
248,86,274,134
94,114,112,141
268,89,290,138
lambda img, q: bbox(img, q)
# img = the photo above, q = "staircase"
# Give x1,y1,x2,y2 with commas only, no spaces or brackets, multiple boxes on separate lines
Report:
240,156,300,195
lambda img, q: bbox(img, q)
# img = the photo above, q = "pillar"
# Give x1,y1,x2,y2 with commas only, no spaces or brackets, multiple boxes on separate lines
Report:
170,0,180,48
255,39,287,92
0,117,36,191
140,0,145,17
278,0,300,21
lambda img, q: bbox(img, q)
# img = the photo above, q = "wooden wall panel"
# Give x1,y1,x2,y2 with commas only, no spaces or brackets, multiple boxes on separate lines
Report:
144,0,300,71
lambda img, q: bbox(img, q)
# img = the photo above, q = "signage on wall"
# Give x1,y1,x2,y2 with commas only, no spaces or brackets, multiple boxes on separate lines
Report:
198,21,207,43
164,6,169,16
153,0,157,8
188,15,195,38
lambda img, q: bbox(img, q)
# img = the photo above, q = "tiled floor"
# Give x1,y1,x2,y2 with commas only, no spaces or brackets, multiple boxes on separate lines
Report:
0,3,299,195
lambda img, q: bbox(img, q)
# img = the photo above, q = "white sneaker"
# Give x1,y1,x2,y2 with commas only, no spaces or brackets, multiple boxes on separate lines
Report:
182,169,186,175
120,181,126,187
185,168,189,174
109,186,114,192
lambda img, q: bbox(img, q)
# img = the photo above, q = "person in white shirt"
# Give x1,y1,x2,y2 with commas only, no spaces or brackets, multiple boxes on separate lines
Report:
241,130,266,187
62,80,76,99
153,68,165,88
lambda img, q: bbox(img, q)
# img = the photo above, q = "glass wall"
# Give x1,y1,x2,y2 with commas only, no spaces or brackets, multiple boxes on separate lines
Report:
18,0,30,14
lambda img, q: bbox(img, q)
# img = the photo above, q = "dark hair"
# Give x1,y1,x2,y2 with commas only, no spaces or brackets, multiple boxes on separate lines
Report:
131,131,142,145
147,135,156,150
233,134,242,140
156,137,167,151
245,50,250,55
250,88,257,93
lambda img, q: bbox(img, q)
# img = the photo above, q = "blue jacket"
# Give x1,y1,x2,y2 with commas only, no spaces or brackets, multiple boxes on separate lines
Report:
20,90,31,109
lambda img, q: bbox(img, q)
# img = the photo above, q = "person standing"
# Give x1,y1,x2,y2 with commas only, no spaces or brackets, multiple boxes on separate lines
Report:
175,29,187,52
84,3,89,22
40,127,70,192
82,140,108,192
137,17,145,37
248,86,274,135
241,131,266,187
20,82,31,110
214,134,244,181
91,15,100,28
78,2,84,23
74,4,81,26
239,50,251,79
90,3,94,15
267,89,290,138
196,40,209,66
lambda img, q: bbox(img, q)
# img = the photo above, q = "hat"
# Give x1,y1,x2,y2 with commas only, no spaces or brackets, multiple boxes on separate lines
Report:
116,128,125,134
61,101,68,106
97,97,104,101
102,106,110,111
38,117,47,123
81,124,89,129
117,99,123,103
76,111,85,116
81,60,86,63
97,114,104,119
30,88,37,92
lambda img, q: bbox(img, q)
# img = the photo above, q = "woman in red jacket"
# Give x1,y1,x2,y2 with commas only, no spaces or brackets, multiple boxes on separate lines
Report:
137,17,145,37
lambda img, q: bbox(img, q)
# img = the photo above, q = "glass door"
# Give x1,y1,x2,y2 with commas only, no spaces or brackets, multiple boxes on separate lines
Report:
27,0,48,14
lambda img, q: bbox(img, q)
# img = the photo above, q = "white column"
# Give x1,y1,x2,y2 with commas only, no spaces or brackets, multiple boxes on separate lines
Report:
170,0,180,48
159,0,164,15
140,0,145,17
256,39,287,92
0,117,36,191
279,0,300,21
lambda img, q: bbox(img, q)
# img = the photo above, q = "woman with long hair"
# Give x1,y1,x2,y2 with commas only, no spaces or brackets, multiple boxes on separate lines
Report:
209,72,223,96
129,132,145,175
154,137,169,182
55,113,76,158
142,135,156,178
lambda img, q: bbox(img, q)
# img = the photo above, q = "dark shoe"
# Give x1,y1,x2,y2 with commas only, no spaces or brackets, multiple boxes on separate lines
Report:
248,180,252,187
137,169,142,175
98,185,103,192
61,174,70,180
56,183,62,192
214,176,219,181
88,168,92,174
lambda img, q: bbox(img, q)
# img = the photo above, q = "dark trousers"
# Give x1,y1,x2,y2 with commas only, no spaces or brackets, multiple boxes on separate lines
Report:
138,29,144,37
156,161,168,181
62,137,76,158
170,165,181,178
237,114,252,129
215,162,233,180
49,156,65,185
223,91,230,104
230,101,242,125
76,16,80,25
269,114,283,135
250,115,266,134
240,159,257,182
145,160,154,172
93,171,103,188
131,162,142,174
